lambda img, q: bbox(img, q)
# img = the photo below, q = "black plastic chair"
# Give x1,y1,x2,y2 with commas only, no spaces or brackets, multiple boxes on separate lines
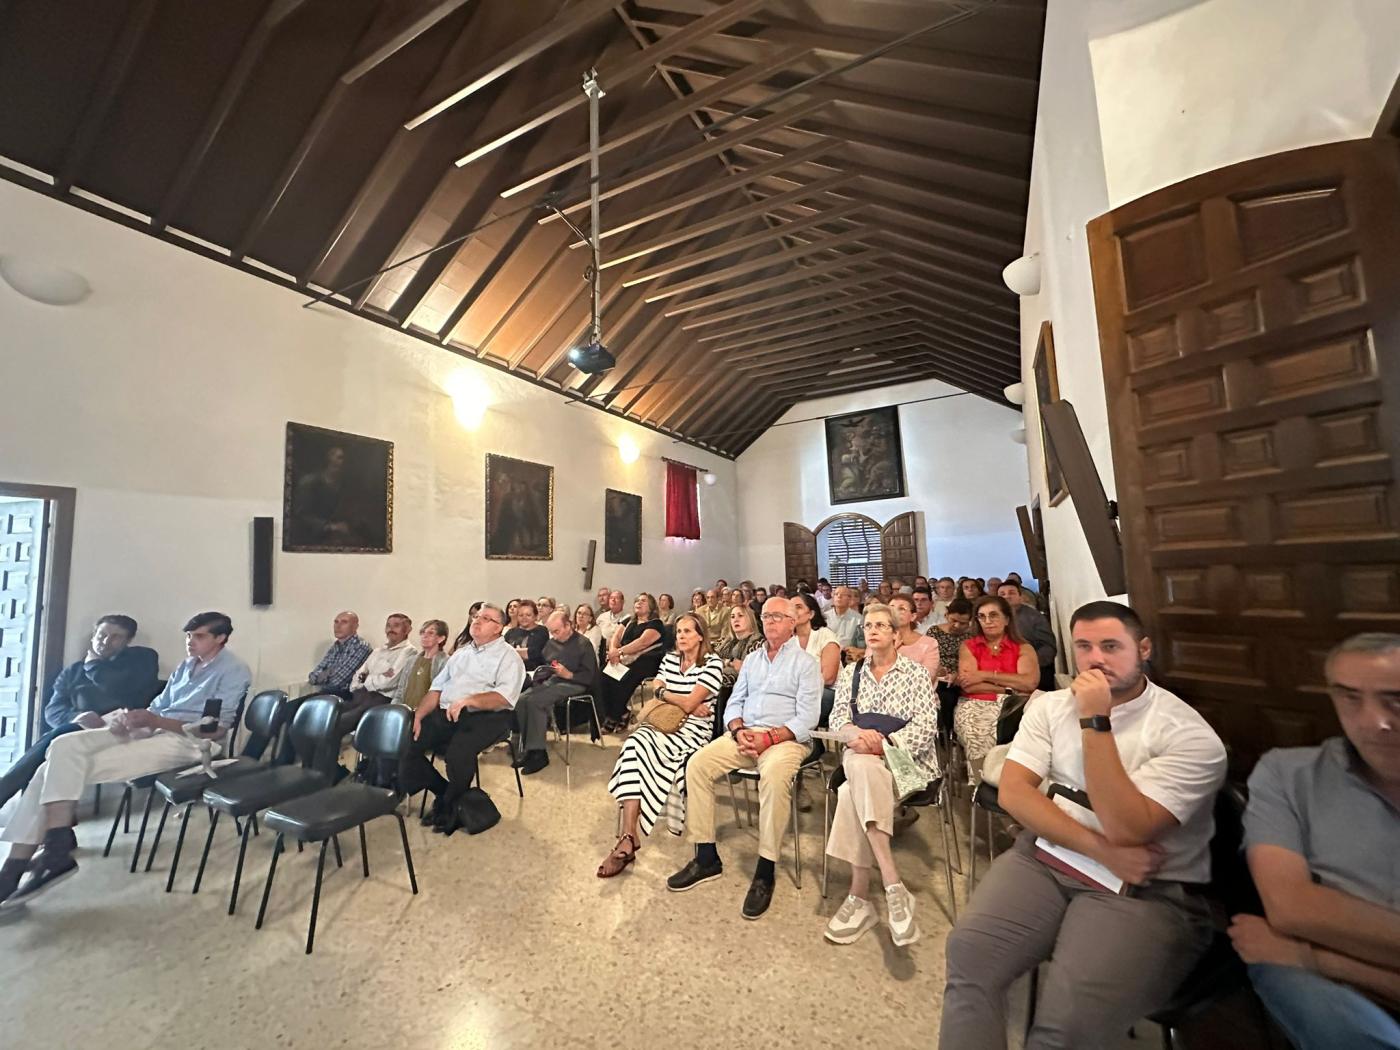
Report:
101,690,249,873
192,695,342,915
257,705,419,954
966,778,1011,897
142,690,291,891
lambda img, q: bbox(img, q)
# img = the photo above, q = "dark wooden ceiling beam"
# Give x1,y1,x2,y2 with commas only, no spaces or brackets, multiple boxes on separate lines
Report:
339,0,476,84
495,46,808,193
643,228,867,302
892,284,1020,339
600,172,852,266
539,97,830,221
676,267,893,327
625,201,863,286
405,0,619,129
153,0,309,232
628,10,1041,83
746,339,928,380
706,300,905,351
55,0,161,192
695,285,899,340
451,0,767,162
885,260,1019,319
729,322,922,364
895,295,1021,347
661,248,883,314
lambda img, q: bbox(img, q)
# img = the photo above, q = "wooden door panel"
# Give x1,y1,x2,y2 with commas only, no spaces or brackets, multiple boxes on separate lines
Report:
782,522,818,593
880,512,919,582
1088,139,1400,771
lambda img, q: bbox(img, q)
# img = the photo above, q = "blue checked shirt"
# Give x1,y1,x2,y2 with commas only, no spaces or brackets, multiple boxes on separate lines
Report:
726,636,822,743
308,635,372,692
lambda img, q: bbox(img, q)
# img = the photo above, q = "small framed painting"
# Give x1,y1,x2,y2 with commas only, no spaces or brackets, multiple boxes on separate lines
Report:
604,489,642,564
485,454,554,560
824,405,906,505
283,422,393,553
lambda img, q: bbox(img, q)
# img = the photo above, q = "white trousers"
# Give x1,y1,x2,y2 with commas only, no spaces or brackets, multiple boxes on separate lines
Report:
0,728,203,846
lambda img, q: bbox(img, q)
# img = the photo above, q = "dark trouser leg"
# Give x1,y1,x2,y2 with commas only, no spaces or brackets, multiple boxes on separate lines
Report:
398,709,454,798
517,682,573,752
0,723,81,807
442,710,513,804
1038,664,1055,691
601,666,648,722
335,688,390,738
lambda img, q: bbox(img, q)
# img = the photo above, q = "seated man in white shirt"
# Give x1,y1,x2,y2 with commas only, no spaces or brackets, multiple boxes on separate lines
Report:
400,603,525,836
940,601,1227,1050
338,613,417,736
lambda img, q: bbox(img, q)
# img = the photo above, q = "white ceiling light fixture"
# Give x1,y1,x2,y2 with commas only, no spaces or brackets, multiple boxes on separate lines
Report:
618,435,640,464
1001,253,1041,297
1003,382,1025,405
703,471,717,486
0,256,91,306
1010,426,1027,445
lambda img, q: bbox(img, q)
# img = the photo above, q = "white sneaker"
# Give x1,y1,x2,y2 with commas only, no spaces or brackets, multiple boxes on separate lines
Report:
824,894,878,945
885,882,921,947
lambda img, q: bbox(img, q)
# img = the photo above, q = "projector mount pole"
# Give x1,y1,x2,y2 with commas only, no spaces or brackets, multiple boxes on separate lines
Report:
583,68,604,350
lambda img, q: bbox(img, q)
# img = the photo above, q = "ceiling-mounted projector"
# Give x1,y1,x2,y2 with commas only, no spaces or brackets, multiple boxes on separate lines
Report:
568,340,615,374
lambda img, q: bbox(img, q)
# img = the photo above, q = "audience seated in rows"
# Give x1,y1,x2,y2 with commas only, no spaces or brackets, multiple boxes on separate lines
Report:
715,604,763,688
513,610,599,775
667,597,821,920
400,620,450,712
599,594,665,732
573,603,603,651
940,601,1228,1049
599,612,724,878
792,593,839,690
596,589,628,641
932,577,957,623
505,599,549,671
0,612,251,910
1231,633,1400,1049
0,615,158,814
890,594,941,682
954,595,1039,783
697,587,733,648
912,586,940,635
959,578,986,601
657,593,677,625
338,613,418,738
402,604,524,837
927,597,975,677
998,582,1058,691
827,585,865,655
823,602,940,947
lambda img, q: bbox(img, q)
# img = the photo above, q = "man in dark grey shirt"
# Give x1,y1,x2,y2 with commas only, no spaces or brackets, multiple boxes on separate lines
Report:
999,582,1057,690
512,610,599,775
1231,632,1400,1050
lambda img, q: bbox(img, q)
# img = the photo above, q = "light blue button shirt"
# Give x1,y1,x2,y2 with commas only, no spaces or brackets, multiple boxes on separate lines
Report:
149,648,253,729
727,636,822,742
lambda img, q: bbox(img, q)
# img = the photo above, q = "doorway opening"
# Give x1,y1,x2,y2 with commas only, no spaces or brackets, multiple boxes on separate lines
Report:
817,514,883,588
0,483,74,766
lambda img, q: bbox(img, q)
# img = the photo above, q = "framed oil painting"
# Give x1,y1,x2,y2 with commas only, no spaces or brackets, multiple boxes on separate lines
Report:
485,454,553,560
825,405,906,505
1033,321,1068,507
283,422,393,553
604,489,642,564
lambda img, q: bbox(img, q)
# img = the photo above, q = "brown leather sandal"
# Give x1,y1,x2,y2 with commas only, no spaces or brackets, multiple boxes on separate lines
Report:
596,833,640,878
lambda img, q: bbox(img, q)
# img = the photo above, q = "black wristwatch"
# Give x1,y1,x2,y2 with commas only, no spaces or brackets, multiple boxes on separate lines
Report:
1079,715,1112,733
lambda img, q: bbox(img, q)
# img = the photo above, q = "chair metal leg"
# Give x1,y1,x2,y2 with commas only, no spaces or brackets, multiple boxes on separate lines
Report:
306,838,329,955
945,781,963,875
228,813,253,915
563,700,572,767
419,790,427,818
358,823,369,878
1026,964,1039,1041
93,782,102,817
791,776,802,889
395,814,418,894
251,813,259,837
165,803,195,892
104,787,131,857
255,833,283,929
821,778,832,898
129,786,157,873
145,800,172,872
726,775,743,829
192,809,220,894
937,794,958,922
967,803,978,899
1159,1024,1173,1050
590,698,605,746
331,834,343,869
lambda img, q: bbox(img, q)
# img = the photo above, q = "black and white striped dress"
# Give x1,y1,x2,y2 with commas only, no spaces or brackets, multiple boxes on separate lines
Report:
606,651,723,835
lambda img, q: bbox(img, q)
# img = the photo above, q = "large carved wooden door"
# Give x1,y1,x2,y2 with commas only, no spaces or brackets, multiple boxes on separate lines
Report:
880,512,920,582
1088,139,1400,770
782,522,818,592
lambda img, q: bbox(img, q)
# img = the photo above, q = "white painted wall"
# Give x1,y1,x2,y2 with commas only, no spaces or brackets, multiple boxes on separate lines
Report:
1019,0,1400,637
0,181,738,690
735,379,1032,587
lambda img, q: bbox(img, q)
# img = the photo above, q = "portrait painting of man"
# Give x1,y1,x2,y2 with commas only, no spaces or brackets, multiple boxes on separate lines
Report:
604,489,642,564
283,423,393,552
486,454,553,560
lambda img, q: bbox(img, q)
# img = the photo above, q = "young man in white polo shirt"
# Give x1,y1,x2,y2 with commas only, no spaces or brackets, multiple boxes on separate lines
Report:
939,601,1227,1050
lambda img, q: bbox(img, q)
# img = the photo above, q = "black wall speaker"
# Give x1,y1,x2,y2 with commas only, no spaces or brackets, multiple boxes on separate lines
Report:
582,539,597,592
252,517,274,606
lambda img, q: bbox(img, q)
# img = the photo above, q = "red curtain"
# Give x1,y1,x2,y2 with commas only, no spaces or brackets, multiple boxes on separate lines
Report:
664,462,701,540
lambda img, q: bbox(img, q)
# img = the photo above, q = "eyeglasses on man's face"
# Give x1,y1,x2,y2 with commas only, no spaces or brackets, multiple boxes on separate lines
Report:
760,612,793,622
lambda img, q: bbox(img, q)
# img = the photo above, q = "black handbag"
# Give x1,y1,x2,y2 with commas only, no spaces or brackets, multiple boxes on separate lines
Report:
454,786,500,835
849,659,909,737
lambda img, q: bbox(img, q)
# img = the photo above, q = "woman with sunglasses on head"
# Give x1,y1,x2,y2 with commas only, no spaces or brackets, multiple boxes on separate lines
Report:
954,594,1038,783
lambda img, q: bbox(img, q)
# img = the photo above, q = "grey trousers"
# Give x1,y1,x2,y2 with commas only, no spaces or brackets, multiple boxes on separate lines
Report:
513,680,589,752
939,834,1215,1050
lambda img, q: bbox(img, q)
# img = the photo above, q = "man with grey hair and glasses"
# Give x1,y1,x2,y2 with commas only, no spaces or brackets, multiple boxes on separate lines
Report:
399,603,525,836
1229,632,1400,1049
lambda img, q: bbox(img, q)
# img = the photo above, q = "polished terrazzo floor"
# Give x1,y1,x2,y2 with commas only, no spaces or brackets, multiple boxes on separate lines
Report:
0,737,1150,1050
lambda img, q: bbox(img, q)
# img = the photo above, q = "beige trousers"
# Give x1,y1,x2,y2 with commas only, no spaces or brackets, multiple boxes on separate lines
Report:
824,751,897,868
685,734,806,861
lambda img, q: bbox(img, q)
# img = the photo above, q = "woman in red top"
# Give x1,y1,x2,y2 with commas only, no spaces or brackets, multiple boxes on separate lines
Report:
954,595,1038,782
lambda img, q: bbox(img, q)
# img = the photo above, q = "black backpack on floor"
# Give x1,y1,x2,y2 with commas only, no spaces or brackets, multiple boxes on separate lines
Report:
454,786,500,835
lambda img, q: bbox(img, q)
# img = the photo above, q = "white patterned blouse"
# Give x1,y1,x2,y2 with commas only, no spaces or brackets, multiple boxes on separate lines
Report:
830,654,941,783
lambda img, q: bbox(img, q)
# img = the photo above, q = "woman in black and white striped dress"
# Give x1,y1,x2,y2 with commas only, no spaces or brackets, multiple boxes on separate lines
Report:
598,613,723,878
